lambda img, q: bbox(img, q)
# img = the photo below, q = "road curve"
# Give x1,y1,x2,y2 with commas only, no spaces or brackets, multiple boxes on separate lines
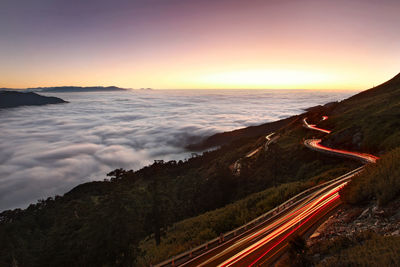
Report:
215,182,347,267
303,117,378,164
155,116,378,267
179,168,359,267
302,117,331,134
304,139,378,164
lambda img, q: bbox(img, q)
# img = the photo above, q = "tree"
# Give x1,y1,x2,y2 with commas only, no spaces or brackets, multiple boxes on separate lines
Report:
146,175,175,246
286,235,310,267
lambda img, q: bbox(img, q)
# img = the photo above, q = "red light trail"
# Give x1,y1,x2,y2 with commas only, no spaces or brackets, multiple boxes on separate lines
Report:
219,183,345,266
157,115,379,267
303,117,331,134
215,116,379,266
303,116,379,164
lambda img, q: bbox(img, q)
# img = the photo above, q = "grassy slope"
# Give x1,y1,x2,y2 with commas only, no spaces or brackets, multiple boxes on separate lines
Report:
307,147,400,267
311,232,400,267
322,73,400,153
1,73,399,266
321,235,400,267
137,167,354,265
308,74,400,266
186,116,296,150
0,121,355,266
138,73,400,264
341,146,400,206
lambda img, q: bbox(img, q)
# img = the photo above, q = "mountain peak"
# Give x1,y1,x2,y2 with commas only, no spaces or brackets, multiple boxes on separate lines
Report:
385,72,400,84
346,72,400,101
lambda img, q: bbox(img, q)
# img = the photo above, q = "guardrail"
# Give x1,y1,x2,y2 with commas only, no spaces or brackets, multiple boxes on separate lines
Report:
154,166,364,267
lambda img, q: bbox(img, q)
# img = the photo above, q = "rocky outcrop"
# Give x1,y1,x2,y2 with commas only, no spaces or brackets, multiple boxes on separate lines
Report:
306,197,400,264
309,199,400,244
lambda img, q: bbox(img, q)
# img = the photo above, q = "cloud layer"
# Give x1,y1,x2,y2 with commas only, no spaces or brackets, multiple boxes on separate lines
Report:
0,89,355,211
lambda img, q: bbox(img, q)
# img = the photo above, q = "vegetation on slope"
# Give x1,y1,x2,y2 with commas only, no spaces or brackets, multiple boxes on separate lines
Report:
341,146,400,206
187,116,296,150
310,231,400,267
305,151,400,267
306,73,400,267
137,170,349,265
1,73,399,266
0,117,355,266
321,73,400,153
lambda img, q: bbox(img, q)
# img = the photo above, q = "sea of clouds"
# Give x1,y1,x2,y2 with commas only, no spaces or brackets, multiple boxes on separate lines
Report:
0,89,356,211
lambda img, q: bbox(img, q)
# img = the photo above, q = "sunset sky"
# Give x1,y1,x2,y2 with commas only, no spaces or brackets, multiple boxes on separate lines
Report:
1,0,399,89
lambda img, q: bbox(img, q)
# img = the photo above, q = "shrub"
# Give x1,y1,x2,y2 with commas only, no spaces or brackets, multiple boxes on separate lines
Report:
341,146,400,206
316,233,400,267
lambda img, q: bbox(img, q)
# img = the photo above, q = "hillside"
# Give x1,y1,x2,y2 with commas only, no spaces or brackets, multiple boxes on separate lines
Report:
286,146,400,267
1,73,399,266
187,116,296,150
0,91,67,108
317,73,400,152
276,73,400,267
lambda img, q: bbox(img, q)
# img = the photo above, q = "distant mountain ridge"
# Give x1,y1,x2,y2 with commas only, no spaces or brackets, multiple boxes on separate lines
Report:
0,86,128,93
29,86,127,93
1,72,399,266
0,91,67,108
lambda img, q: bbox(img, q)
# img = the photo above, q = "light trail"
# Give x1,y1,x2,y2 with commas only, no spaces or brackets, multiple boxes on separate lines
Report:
197,203,313,266
306,139,379,164
265,133,275,141
303,116,379,163
218,183,346,266
220,193,340,267
250,194,340,266
216,116,378,267
156,115,379,267
303,117,331,134
246,132,276,158
246,147,262,158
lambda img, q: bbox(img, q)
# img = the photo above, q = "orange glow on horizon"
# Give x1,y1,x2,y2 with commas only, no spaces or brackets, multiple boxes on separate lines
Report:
1,67,397,90
1,0,399,90
195,69,337,89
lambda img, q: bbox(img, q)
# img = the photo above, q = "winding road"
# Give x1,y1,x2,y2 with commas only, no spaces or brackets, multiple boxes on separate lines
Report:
303,117,378,164
156,116,378,267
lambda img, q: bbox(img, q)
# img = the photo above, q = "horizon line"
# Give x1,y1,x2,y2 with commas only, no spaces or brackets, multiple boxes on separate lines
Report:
1,86,363,91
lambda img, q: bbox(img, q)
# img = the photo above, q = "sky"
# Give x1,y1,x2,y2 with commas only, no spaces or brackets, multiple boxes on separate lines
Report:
1,0,399,89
